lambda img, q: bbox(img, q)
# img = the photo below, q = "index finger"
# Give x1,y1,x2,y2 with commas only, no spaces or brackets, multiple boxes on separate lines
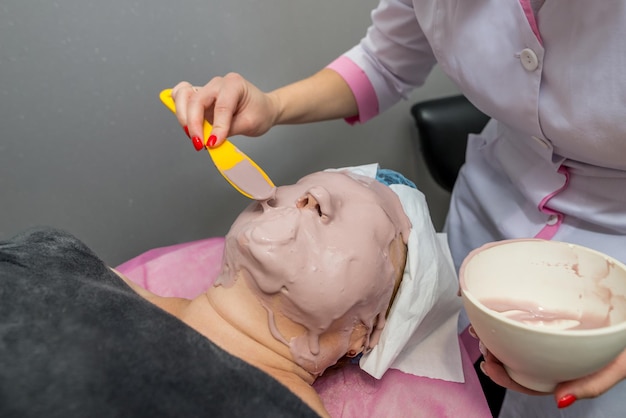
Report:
170,82,197,133
191,78,244,147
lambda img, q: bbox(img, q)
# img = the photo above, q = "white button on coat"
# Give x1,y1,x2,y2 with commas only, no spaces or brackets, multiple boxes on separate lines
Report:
547,214,559,226
520,48,539,71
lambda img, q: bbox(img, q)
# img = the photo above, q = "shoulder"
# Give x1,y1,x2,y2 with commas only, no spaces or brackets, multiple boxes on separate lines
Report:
0,226,127,294
1,226,103,268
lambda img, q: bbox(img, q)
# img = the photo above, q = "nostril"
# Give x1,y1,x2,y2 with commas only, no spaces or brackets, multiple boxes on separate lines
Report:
296,194,315,209
264,198,278,208
296,196,307,209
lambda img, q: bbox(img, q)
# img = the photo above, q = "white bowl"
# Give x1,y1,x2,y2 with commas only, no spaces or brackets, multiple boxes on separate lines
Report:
460,239,626,392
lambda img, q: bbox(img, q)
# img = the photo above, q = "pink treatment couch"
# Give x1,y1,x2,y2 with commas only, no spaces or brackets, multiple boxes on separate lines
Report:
116,237,491,418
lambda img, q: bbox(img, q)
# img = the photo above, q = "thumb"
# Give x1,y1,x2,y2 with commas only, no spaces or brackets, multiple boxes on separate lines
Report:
207,124,229,148
554,350,626,407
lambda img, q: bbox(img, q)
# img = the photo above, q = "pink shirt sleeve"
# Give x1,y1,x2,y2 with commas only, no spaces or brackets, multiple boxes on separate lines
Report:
325,0,437,125
326,56,380,125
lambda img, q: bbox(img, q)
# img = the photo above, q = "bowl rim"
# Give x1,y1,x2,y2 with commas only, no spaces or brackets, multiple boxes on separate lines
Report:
460,238,626,337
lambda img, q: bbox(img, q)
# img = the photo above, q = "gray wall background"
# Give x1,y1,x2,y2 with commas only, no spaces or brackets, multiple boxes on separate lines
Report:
0,0,459,266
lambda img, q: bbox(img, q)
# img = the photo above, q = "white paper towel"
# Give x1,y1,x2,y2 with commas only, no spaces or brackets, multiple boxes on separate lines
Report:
330,164,464,383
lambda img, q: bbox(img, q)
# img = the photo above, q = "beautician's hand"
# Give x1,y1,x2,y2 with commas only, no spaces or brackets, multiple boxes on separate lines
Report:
477,331,626,409
170,69,358,150
171,74,279,149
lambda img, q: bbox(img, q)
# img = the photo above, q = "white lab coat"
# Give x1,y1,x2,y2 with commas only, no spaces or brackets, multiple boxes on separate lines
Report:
341,0,626,416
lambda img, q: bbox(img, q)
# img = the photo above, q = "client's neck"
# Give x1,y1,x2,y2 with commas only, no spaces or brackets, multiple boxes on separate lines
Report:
183,275,312,378
116,268,330,417
178,273,330,417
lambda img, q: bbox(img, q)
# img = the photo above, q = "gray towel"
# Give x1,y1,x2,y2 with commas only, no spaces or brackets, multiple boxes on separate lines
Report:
0,227,319,418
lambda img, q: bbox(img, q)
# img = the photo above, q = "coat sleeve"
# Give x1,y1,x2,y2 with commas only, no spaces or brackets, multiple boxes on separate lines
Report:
328,0,438,123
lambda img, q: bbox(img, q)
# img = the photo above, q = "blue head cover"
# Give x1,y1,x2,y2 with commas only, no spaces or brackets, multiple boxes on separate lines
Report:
375,168,417,189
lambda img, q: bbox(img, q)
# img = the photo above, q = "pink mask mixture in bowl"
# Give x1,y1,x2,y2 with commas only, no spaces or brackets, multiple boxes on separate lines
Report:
460,239,626,392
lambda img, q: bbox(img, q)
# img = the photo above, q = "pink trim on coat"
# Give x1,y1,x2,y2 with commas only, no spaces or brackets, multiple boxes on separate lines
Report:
534,166,570,239
326,56,379,124
519,0,543,44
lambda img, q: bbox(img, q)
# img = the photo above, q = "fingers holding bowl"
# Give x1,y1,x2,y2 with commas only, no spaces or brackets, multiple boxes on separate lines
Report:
479,346,546,396
460,239,626,396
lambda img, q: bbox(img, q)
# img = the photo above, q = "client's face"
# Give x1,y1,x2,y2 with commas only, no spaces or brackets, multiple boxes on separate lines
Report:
221,171,411,376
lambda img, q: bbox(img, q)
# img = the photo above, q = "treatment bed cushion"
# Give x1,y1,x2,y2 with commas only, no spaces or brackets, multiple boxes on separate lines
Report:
117,238,491,418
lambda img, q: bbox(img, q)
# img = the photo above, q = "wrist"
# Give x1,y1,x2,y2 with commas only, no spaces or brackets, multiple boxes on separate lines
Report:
267,90,286,126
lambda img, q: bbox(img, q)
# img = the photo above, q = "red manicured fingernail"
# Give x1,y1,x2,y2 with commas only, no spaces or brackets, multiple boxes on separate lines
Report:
191,136,204,151
557,394,577,409
207,135,218,148
183,126,190,138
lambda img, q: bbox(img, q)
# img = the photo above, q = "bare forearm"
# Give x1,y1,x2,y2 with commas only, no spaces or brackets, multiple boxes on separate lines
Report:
171,68,359,146
269,68,358,125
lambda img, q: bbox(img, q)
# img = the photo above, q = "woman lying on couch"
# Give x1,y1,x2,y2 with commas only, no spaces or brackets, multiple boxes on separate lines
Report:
0,167,425,418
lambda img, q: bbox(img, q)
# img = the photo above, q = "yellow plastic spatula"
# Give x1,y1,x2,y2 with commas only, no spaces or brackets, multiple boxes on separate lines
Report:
159,89,276,200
